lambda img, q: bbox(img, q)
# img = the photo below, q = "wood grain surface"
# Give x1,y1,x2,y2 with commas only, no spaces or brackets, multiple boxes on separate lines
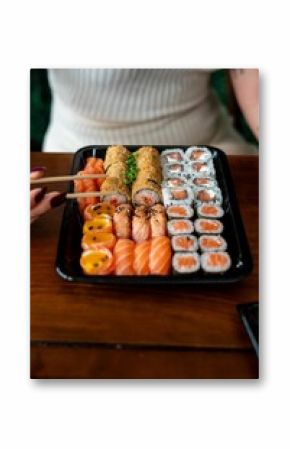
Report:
30,153,259,379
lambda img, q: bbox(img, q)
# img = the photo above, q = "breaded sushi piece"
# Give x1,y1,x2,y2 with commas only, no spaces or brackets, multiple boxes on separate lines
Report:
172,252,200,274
198,235,227,252
201,251,231,272
171,235,198,252
132,206,151,243
132,177,162,207
166,205,194,219
104,145,130,171
113,204,132,239
150,204,167,237
197,204,224,218
167,219,194,236
149,236,171,275
194,218,223,234
100,177,130,206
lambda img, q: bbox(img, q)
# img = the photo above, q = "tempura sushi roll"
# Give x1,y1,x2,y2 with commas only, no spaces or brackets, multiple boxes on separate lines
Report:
197,203,224,218
190,176,217,188
198,235,227,252
132,177,162,207
162,186,194,206
188,160,215,177
101,177,130,205
161,149,185,164
172,252,200,274
171,235,198,252
166,204,194,219
104,145,130,171
162,176,187,188
162,162,187,178
194,187,222,205
167,219,194,235
185,146,212,162
201,251,231,273
194,218,223,234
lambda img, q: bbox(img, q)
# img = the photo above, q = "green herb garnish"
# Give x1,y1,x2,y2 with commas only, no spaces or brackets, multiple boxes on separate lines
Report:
125,153,138,186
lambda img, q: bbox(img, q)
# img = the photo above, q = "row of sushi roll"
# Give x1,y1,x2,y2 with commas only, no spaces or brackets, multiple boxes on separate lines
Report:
161,146,231,274
79,201,171,276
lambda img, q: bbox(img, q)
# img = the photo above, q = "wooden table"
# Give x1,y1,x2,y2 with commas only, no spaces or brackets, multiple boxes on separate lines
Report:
30,153,259,379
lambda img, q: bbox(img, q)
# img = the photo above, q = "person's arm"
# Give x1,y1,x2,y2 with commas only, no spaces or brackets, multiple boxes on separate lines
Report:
229,69,259,140
30,168,66,223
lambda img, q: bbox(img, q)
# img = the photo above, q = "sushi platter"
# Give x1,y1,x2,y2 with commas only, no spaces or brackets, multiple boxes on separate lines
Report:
56,145,252,284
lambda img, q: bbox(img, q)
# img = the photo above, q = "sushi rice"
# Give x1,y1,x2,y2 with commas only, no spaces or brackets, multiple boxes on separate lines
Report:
198,235,227,252
172,252,200,273
166,204,194,219
171,235,198,252
194,218,223,234
201,251,231,272
185,146,212,163
167,219,194,236
197,203,224,218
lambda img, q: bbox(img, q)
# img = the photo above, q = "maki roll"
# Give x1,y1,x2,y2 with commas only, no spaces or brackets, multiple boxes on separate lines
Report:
162,176,187,188
194,218,223,234
199,235,227,252
171,235,198,252
166,204,194,219
194,187,222,205
197,204,224,218
189,160,215,177
161,149,185,164
168,219,194,235
201,252,231,273
185,146,212,162
162,186,194,206
190,176,217,188
172,252,200,274
162,162,187,178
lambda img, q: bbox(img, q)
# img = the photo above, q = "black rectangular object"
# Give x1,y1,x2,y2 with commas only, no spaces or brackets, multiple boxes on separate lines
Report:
56,145,253,284
237,303,259,356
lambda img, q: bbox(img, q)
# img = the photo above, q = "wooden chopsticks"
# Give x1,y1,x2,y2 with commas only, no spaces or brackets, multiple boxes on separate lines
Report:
30,174,106,185
66,191,116,199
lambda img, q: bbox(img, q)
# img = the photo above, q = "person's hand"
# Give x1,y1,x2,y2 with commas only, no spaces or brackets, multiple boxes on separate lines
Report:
30,167,66,223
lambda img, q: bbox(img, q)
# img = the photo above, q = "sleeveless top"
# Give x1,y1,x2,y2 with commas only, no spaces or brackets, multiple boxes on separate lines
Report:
43,69,255,154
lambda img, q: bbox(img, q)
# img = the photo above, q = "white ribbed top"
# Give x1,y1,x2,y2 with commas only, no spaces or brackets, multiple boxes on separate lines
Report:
43,69,254,154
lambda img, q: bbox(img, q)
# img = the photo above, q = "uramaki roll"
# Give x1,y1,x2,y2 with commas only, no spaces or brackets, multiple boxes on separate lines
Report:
101,176,130,205
132,176,162,206
104,145,130,171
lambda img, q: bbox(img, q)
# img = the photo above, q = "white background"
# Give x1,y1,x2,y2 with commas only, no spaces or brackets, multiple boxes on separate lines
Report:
0,1,289,448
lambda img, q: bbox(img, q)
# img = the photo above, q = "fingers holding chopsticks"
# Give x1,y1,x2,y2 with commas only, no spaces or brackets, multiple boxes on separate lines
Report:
30,190,67,223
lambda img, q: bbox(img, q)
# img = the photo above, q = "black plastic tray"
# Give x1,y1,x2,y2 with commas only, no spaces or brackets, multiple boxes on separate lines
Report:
56,145,253,284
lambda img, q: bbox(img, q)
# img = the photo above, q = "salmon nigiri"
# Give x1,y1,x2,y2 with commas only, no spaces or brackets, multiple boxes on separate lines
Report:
114,239,135,275
150,204,167,237
113,204,132,239
149,236,171,275
133,241,150,275
132,206,150,243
